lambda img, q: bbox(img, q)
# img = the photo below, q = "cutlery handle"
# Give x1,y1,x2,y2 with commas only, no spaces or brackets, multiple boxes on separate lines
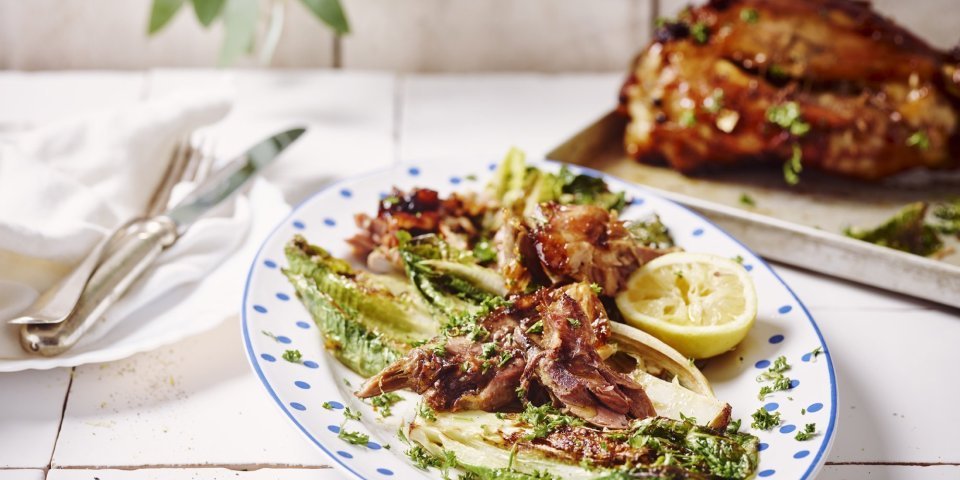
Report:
20,217,178,356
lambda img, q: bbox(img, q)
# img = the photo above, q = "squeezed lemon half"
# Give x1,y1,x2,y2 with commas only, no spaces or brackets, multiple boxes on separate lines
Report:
615,252,757,359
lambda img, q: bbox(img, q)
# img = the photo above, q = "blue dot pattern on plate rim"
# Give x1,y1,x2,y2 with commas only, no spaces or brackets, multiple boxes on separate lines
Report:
263,259,277,268
449,176,461,184
324,218,336,226
292,220,305,229
769,334,785,344
295,380,310,389
303,360,319,369
758,470,775,477
779,305,793,314
253,305,267,313
790,379,800,388
408,167,420,176
794,450,810,459
377,468,394,476
296,321,311,329
340,189,352,198
328,425,341,433
780,424,797,434
744,264,754,271
325,400,344,410
290,402,306,411
260,353,276,362
764,402,779,411
276,292,290,301
755,359,771,369
337,451,353,459
807,402,823,413
367,441,382,450
275,335,292,344
758,443,769,451
692,228,705,236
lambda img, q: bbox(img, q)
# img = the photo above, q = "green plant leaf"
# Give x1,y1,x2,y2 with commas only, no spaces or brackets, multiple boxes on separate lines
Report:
299,0,351,35
219,0,259,66
192,0,226,27
148,0,186,35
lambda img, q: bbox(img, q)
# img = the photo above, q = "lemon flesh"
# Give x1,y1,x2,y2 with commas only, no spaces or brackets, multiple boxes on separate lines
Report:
615,252,757,359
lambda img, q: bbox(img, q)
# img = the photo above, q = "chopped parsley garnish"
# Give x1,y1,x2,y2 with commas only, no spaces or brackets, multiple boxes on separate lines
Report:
740,8,759,23
690,22,709,44
406,444,441,470
281,349,302,363
845,202,943,256
417,403,437,422
519,403,585,440
498,350,514,367
810,346,823,359
515,386,527,400
739,193,756,207
525,320,544,335
783,143,803,185
589,283,603,295
567,317,582,328
679,109,697,127
751,407,781,430
344,407,361,421
338,429,370,446
430,337,447,356
733,254,745,264
465,174,478,181
261,330,278,341
481,342,497,359
906,130,930,150
322,401,335,410
679,412,697,424
370,393,403,418
795,423,817,441
757,355,793,399
766,101,810,137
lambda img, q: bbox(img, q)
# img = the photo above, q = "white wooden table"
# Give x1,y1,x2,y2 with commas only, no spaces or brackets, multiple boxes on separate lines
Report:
1,70,958,480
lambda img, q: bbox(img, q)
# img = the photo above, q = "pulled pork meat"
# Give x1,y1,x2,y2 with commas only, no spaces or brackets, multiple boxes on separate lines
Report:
347,187,488,271
496,203,672,295
356,283,656,429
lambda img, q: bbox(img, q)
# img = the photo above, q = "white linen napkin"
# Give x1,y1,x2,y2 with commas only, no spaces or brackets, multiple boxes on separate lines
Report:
0,88,275,360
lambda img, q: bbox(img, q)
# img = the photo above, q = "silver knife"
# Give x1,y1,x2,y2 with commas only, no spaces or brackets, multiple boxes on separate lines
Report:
19,127,306,356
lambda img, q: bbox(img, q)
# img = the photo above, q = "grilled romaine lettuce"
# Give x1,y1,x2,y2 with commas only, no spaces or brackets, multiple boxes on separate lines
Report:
407,410,758,480
397,232,507,317
284,235,437,377
485,149,628,216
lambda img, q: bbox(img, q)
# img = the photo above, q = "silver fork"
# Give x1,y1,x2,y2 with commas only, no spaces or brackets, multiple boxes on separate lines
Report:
8,134,216,325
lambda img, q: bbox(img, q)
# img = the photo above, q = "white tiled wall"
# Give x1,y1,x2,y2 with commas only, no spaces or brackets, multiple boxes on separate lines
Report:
0,0,956,72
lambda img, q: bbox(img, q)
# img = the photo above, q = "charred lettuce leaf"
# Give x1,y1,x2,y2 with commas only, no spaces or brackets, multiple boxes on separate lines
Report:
284,235,437,377
844,202,942,256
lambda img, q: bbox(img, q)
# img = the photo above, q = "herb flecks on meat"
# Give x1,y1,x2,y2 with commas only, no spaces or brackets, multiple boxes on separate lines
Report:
356,284,655,429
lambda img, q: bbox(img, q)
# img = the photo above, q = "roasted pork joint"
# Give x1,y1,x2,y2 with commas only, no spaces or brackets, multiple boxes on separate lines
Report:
356,284,656,429
620,0,960,182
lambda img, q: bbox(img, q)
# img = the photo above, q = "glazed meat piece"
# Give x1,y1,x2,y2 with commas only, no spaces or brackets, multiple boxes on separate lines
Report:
620,0,960,181
356,284,656,429
529,203,669,295
348,187,487,271
493,203,670,295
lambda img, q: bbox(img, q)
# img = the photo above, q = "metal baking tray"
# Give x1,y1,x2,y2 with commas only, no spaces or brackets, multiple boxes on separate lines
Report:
547,111,960,309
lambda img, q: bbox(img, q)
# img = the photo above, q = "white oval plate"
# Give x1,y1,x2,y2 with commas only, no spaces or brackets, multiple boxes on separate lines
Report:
242,159,838,480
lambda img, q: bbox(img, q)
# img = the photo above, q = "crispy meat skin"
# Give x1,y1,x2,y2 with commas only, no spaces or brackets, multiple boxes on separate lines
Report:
356,284,656,429
529,203,669,295
620,0,960,181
